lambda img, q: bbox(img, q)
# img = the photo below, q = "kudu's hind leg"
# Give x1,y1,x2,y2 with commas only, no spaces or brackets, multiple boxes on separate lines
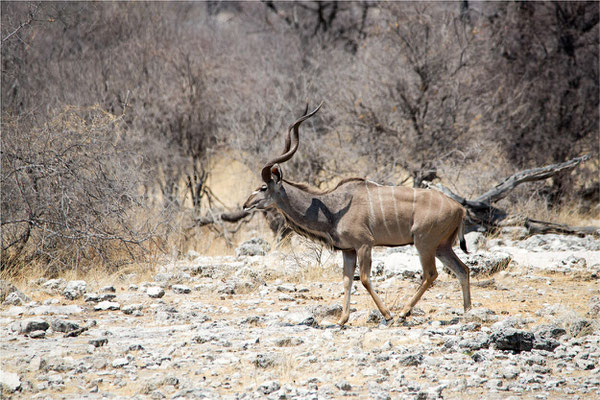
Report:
399,251,438,319
337,250,357,326
357,245,393,321
436,245,472,312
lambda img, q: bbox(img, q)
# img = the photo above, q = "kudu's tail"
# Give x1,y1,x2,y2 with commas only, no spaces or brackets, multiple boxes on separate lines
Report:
458,219,468,254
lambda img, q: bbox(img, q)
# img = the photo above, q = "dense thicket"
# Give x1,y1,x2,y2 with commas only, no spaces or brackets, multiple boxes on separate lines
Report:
2,2,598,273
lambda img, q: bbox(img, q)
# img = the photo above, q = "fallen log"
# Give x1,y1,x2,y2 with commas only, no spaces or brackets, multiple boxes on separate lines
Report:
221,210,250,223
525,218,599,237
195,210,250,226
474,155,591,204
425,154,595,235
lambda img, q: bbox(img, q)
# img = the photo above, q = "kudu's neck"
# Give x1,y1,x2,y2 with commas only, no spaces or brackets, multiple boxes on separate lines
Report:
272,180,352,243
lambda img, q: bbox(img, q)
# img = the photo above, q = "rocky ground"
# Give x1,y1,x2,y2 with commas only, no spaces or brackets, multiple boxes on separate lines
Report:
1,230,599,400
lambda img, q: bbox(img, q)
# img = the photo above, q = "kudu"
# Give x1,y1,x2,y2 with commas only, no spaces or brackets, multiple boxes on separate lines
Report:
243,103,472,326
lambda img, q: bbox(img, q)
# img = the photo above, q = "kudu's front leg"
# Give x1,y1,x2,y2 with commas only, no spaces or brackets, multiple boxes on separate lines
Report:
337,250,357,326
357,245,393,322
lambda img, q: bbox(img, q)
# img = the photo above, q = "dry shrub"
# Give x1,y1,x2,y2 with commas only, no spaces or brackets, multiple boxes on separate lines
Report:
1,106,167,277
276,236,340,283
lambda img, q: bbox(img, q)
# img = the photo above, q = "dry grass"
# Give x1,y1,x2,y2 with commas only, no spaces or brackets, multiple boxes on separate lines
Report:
554,203,600,227
275,237,341,284
1,258,160,301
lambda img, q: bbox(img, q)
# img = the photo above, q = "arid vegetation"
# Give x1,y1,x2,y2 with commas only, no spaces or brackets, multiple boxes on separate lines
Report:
1,1,598,276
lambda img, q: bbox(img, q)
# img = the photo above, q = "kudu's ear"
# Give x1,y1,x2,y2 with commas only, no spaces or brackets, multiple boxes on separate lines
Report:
271,164,283,183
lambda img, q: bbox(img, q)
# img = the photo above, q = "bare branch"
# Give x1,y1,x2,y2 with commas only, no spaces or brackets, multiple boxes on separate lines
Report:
474,155,592,204
194,209,250,227
2,4,39,42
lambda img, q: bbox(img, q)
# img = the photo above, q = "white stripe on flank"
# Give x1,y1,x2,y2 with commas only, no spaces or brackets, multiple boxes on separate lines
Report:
425,191,433,215
391,186,401,231
378,187,393,236
424,191,434,233
364,181,375,231
411,188,417,221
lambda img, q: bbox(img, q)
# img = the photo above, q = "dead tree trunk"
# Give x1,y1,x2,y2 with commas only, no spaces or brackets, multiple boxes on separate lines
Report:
195,210,250,226
524,218,599,236
473,155,591,204
427,154,596,236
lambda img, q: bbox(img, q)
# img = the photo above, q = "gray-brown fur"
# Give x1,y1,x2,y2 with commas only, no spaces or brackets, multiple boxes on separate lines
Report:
243,104,472,326
283,177,366,196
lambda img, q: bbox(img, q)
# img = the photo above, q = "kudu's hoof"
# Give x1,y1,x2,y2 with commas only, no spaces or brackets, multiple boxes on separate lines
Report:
379,317,396,327
398,308,412,320
320,322,342,330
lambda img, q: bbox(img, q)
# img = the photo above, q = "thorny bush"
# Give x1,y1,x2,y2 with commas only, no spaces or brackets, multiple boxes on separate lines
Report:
1,107,165,276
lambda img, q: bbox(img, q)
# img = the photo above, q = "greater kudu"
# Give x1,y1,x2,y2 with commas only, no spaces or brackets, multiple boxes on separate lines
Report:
243,103,472,326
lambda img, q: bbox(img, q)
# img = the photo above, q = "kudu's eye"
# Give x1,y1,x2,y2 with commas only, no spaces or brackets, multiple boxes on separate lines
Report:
260,185,267,191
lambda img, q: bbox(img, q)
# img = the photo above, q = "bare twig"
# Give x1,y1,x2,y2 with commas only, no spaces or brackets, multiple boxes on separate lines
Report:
2,3,41,43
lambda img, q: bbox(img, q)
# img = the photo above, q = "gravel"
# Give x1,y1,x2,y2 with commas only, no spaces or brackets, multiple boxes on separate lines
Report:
1,232,599,399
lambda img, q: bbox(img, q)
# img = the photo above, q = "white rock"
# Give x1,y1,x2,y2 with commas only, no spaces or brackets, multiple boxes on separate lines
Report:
147,286,165,298
5,306,25,316
282,311,316,327
3,291,31,305
63,280,87,300
380,253,422,279
172,284,191,294
122,304,143,315
463,252,512,276
41,278,66,291
31,305,83,315
362,366,378,376
465,231,486,252
112,358,129,368
258,380,281,395
235,238,271,256
187,249,201,259
10,319,49,334
0,369,21,393
94,301,121,311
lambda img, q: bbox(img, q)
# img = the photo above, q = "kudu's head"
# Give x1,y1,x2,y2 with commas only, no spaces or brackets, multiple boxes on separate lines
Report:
243,102,322,212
